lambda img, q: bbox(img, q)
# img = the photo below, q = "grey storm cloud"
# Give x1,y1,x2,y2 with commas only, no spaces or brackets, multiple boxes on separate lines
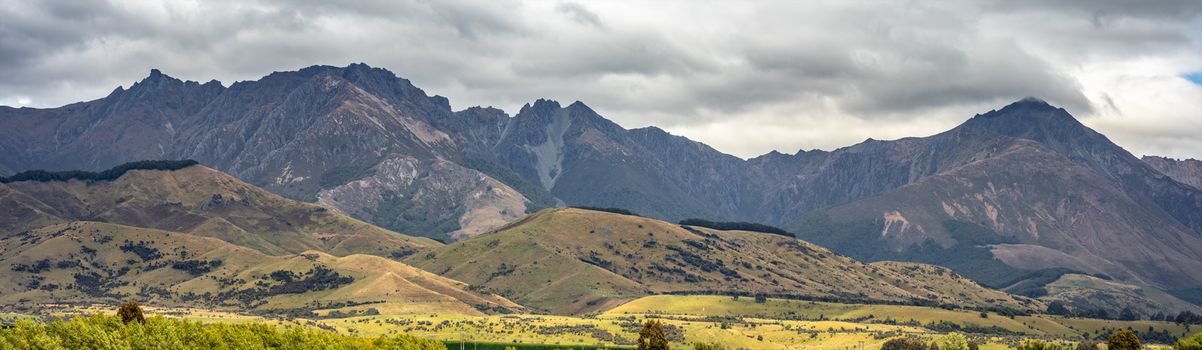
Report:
1,0,1200,159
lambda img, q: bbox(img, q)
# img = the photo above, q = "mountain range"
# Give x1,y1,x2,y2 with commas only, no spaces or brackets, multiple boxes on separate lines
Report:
2,63,1201,315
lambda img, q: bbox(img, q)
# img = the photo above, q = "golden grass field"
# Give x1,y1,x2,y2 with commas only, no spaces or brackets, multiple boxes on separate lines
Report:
23,294,1196,350
607,295,1197,338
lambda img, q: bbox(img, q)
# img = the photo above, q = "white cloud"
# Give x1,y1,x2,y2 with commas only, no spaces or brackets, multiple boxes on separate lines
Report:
1,0,1200,159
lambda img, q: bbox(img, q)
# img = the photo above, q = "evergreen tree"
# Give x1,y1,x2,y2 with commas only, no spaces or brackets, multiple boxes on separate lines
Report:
638,319,670,350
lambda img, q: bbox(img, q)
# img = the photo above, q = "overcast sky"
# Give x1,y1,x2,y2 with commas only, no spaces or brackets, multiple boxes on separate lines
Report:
3,1,1201,159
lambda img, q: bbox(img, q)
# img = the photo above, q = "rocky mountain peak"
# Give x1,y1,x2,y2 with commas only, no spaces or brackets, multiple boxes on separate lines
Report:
104,68,225,117
977,96,1071,121
130,68,183,89
125,69,225,95
519,98,562,114
953,97,1094,144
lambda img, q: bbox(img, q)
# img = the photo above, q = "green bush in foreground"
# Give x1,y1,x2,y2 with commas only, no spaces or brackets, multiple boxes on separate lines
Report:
881,337,929,350
1020,339,1063,350
0,314,445,350
936,332,970,350
1108,330,1141,350
1176,332,1202,350
117,302,145,325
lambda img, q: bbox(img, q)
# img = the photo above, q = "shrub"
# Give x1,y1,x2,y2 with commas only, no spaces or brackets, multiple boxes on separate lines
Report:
1046,301,1070,316
116,301,145,325
882,337,929,350
1021,339,1063,350
938,332,970,350
1108,330,1142,350
1175,332,1202,350
0,314,446,349
694,342,730,350
170,259,223,276
1075,341,1100,350
638,319,670,350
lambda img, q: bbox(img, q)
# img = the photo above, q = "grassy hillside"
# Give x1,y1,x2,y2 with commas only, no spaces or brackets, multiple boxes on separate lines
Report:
1041,274,1202,317
406,208,1041,314
0,221,518,316
0,164,439,256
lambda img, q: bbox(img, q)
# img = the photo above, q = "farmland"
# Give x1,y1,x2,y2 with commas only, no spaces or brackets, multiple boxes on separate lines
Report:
14,295,1197,350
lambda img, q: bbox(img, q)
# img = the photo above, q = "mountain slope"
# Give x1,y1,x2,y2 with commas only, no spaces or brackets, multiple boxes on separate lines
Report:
0,161,438,256
488,100,753,222
785,100,1202,316
790,139,1202,290
0,64,529,240
405,208,1040,315
1144,156,1202,190
0,221,518,315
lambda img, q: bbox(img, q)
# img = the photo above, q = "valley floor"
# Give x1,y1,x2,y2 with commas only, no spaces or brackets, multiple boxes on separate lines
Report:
18,295,1195,350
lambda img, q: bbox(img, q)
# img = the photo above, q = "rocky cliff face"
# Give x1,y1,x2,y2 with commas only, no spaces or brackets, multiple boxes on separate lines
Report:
489,99,753,221
1145,156,1202,190
316,156,527,242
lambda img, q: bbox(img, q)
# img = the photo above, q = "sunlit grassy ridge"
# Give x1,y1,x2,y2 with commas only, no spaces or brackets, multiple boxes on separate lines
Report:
406,208,1040,315
0,222,518,316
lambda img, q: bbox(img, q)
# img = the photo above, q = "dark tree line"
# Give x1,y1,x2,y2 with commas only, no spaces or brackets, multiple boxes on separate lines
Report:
0,159,199,183
678,218,793,237
572,206,642,216
170,259,223,276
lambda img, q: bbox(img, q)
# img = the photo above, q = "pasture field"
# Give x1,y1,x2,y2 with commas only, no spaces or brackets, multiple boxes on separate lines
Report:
13,296,1198,350
604,295,1197,340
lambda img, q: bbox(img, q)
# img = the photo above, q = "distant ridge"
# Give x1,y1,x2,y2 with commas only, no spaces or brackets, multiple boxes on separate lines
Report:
0,162,439,256
0,159,198,183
